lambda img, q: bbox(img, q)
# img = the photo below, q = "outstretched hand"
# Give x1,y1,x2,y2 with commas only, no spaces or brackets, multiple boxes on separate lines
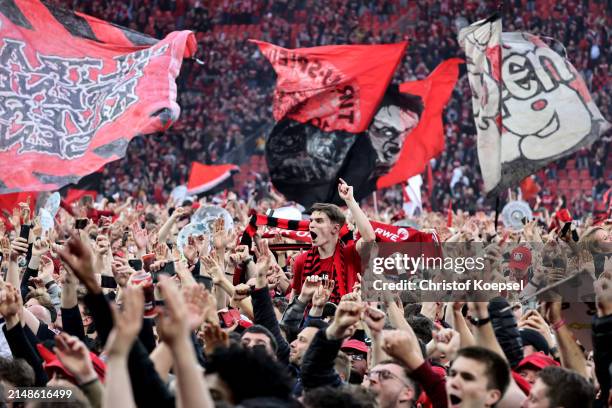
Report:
106,286,144,358
57,233,100,294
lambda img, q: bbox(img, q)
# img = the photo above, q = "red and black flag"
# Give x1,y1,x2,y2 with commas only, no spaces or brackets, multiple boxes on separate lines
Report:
258,40,459,208
0,0,197,193
187,162,240,195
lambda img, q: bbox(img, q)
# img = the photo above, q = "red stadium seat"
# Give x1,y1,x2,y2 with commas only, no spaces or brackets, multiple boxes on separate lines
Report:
579,169,590,179
568,169,579,179
581,179,593,190
557,179,569,190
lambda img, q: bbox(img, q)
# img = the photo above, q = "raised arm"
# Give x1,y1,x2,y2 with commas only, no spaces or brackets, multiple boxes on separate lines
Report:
103,286,144,408
338,179,376,253
156,276,215,408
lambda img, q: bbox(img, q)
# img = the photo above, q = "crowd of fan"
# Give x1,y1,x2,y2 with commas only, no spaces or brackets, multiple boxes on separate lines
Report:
0,179,611,407
51,0,610,215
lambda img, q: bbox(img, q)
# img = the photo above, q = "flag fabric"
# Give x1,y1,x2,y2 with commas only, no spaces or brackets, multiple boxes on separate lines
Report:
459,16,610,197
0,0,197,194
402,175,423,217
262,41,459,208
519,176,540,201
252,40,407,133
187,162,240,195
377,58,462,188
0,191,37,229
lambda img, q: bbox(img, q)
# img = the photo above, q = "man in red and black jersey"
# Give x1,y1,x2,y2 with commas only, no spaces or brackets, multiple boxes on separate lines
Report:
291,179,376,303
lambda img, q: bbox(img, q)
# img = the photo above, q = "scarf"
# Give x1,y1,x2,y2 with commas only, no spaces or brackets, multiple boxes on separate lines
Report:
302,240,347,302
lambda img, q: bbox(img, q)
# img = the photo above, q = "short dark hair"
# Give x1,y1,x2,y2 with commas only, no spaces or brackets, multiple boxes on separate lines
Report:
310,203,345,226
377,359,422,397
305,319,328,330
407,315,435,344
455,347,510,396
539,366,595,408
303,385,377,408
0,357,35,387
205,345,292,403
242,324,278,352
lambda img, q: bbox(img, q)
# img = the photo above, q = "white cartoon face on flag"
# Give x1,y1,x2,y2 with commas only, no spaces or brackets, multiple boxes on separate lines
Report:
459,17,610,196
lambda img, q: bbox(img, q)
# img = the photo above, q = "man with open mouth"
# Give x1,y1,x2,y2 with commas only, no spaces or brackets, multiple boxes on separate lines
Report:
290,178,376,303
446,347,511,408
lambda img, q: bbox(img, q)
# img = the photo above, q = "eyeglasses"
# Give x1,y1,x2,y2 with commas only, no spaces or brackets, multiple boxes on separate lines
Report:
348,353,366,361
366,369,413,387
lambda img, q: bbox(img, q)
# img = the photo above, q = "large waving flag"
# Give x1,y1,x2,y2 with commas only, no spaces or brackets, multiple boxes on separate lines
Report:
459,16,610,196
0,0,197,193
252,40,407,133
260,40,459,207
377,58,462,188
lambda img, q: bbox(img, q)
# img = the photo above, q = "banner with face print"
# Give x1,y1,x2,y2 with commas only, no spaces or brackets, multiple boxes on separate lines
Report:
459,17,610,196
266,85,423,207
265,58,459,208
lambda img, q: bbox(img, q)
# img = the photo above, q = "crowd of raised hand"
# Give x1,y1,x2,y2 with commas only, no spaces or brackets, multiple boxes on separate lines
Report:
0,180,610,407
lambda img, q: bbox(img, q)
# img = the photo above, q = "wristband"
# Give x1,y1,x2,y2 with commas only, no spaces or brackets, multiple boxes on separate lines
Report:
552,319,565,331
468,316,491,327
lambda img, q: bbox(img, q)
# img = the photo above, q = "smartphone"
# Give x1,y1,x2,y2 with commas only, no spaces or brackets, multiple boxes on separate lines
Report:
161,261,176,276
100,275,117,289
128,259,143,271
194,275,213,291
218,309,240,328
75,219,88,230
19,224,31,240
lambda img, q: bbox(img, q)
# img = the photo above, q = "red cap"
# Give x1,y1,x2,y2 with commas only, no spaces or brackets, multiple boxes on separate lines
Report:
509,246,532,271
341,339,369,354
37,344,106,384
517,352,560,371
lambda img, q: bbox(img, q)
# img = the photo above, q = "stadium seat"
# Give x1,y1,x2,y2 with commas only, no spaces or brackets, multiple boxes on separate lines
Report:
579,169,590,179
581,179,593,190
568,169,579,179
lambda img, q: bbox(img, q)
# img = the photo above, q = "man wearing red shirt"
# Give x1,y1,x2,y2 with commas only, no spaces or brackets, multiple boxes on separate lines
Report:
291,179,376,303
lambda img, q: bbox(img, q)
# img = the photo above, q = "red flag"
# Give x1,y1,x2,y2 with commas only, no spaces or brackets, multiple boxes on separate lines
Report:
252,40,407,133
0,192,38,229
377,59,462,188
0,0,197,193
520,176,540,201
187,162,239,195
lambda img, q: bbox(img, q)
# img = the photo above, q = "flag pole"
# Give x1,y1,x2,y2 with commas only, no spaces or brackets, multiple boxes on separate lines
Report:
372,192,378,216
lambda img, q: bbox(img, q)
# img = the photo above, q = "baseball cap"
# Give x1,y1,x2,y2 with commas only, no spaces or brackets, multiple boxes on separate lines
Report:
37,343,106,384
341,339,369,354
516,352,559,371
509,246,532,271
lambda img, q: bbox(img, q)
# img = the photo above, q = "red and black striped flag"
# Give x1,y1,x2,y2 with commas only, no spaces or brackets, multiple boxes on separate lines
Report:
0,0,197,193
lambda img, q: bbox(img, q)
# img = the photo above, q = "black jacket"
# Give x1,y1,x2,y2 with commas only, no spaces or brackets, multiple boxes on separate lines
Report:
251,288,290,366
